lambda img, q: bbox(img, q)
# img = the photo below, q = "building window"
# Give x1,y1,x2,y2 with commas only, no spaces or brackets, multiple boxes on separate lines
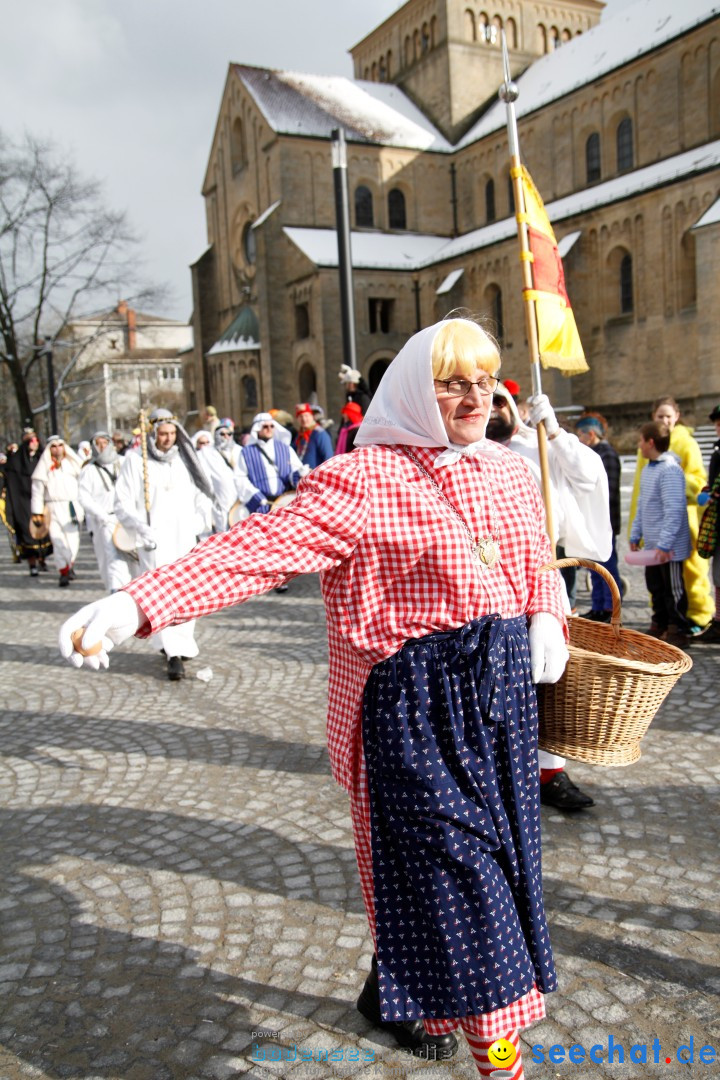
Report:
295,302,310,339
369,298,394,334
355,185,374,228
388,188,407,229
485,178,496,223
484,284,504,341
242,374,258,410
231,118,246,174
507,174,515,215
465,9,476,41
159,365,181,382
585,133,601,183
369,358,391,393
620,254,633,313
243,222,256,265
617,117,633,172
298,362,316,402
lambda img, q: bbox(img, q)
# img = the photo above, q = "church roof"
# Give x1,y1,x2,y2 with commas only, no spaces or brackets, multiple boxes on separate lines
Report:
284,138,720,271
232,65,451,151
207,304,260,355
459,0,720,148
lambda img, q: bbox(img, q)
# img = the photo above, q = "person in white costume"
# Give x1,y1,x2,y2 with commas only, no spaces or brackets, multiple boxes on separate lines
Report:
114,408,214,681
77,432,132,593
192,430,237,535
487,386,613,812
30,437,84,587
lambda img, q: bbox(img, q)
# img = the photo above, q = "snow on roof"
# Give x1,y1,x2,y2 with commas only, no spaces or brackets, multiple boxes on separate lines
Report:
234,65,450,151
459,0,720,148
284,139,720,272
436,268,465,294
252,200,282,230
283,227,450,269
693,196,720,229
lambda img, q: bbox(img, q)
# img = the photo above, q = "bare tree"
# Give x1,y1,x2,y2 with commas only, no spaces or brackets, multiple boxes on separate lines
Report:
0,129,163,436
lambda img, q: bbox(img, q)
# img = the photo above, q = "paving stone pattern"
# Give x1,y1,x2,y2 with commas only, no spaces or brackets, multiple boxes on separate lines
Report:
0,534,718,1080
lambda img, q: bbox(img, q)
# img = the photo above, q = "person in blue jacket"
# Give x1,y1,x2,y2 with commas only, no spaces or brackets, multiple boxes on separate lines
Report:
293,404,334,470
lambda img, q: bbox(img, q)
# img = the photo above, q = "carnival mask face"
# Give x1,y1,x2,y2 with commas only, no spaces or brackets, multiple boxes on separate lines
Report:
434,368,493,446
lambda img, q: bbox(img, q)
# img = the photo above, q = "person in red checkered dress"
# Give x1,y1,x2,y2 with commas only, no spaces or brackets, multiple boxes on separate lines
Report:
60,318,568,1079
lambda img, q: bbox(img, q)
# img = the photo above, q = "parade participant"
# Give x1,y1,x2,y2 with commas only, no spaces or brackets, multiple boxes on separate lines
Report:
293,404,334,469
77,440,93,463
60,317,569,1078
77,431,132,593
237,412,308,512
202,405,220,436
575,412,622,622
629,396,713,633
487,386,610,811
694,403,720,644
3,431,52,574
630,421,692,646
338,363,372,414
114,408,215,681
192,430,237,535
214,419,242,470
30,436,84,587
112,431,129,456
335,401,364,455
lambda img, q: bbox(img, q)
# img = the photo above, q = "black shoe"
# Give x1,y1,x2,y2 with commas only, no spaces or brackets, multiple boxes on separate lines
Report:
58,575,70,588
38,559,48,572
580,610,611,623
692,620,720,644
540,771,595,810
30,566,39,577
356,956,458,1060
274,584,289,594
167,656,185,681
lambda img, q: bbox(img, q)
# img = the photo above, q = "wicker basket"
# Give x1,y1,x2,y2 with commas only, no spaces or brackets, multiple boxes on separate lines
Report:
538,558,693,766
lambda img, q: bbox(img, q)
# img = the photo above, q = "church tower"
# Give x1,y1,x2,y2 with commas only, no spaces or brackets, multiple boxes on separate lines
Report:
350,0,605,143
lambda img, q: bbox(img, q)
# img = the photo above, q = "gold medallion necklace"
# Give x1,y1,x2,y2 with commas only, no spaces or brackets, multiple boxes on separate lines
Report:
399,448,500,569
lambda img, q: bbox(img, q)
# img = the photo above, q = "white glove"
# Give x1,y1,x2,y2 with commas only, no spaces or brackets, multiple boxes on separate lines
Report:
58,592,143,671
529,612,569,684
135,522,156,547
528,393,559,437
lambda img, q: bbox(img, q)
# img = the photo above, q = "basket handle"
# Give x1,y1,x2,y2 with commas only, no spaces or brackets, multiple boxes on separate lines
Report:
540,557,622,636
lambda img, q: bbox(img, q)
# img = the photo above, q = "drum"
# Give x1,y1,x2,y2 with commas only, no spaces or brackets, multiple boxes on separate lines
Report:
229,500,249,526
112,522,139,561
270,491,297,512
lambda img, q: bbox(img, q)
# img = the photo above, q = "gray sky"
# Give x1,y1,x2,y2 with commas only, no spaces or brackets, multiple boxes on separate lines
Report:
1,0,622,322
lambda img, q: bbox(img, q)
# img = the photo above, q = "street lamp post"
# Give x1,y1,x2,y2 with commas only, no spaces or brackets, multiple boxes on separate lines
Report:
331,128,358,373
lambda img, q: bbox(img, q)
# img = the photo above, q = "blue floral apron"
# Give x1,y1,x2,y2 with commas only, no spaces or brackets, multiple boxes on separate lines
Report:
362,614,557,1021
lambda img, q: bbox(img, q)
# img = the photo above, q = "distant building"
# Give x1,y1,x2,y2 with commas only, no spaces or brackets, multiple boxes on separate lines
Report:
62,301,192,440
184,0,720,431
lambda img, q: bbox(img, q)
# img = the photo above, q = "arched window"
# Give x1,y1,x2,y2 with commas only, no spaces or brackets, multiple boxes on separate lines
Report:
485,178,496,223
298,362,317,402
388,188,407,230
231,118,246,174
295,302,310,339
421,22,430,53
507,174,515,215
386,51,392,80
465,9,476,41
404,35,413,67
617,117,634,172
561,28,571,42
243,222,256,265
355,185,374,228
585,133,601,183
484,284,504,341
506,17,518,48
369,358,391,393
679,231,697,309
549,26,560,49
537,23,548,52
242,375,257,410
620,253,633,313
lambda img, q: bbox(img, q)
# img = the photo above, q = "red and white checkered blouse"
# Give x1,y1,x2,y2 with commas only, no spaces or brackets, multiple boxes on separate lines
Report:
125,443,565,790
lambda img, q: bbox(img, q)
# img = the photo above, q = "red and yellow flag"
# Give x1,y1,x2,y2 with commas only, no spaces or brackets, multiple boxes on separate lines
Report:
514,165,588,375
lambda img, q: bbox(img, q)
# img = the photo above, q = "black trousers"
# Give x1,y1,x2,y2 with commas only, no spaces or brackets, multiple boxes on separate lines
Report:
645,561,690,631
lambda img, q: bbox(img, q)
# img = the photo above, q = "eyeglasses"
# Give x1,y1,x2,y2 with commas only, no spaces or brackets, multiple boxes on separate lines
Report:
218,431,233,437
434,376,499,398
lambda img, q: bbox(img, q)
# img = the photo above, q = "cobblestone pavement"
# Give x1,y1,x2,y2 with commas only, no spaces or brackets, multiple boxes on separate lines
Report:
0,534,718,1080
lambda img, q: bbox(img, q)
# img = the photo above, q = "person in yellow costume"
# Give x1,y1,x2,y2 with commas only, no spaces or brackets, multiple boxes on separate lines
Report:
629,396,713,630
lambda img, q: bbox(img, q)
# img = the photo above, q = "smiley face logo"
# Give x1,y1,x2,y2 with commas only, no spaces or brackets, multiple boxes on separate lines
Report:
487,1038,517,1070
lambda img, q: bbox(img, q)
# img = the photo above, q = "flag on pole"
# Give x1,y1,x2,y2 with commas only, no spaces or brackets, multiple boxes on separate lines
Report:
514,164,589,375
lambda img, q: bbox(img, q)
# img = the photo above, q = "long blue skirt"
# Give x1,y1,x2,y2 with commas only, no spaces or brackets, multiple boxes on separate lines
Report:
362,614,557,1021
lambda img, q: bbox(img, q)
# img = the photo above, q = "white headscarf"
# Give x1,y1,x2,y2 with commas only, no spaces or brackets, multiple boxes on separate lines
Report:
354,320,502,466
249,412,292,446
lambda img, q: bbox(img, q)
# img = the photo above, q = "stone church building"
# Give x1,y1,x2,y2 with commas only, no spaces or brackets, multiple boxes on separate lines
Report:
183,0,720,433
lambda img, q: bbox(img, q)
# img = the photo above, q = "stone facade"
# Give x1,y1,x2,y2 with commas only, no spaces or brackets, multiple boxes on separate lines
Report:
184,0,720,435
